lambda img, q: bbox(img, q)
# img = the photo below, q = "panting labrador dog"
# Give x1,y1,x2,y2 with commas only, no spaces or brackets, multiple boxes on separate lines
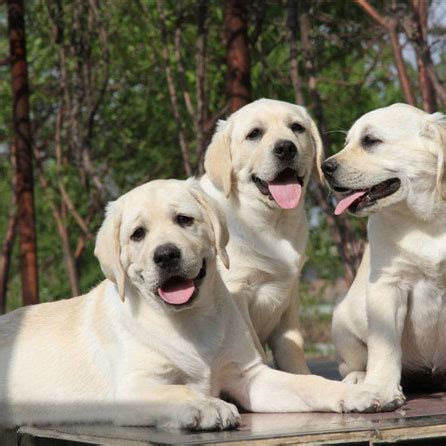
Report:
0,179,378,428
322,103,446,411
200,98,324,374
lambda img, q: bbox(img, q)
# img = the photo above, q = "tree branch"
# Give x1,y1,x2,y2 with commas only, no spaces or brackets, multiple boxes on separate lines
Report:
354,0,416,106
0,144,18,313
156,0,192,176
287,0,305,105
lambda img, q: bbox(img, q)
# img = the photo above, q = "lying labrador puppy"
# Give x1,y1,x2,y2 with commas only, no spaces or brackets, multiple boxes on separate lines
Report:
200,98,324,374
322,103,446,410
0,179,378,428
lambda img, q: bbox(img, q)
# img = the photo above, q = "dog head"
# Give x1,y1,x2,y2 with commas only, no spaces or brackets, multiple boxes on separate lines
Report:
204,98,323,210
322,103,446,218
94,179,229,310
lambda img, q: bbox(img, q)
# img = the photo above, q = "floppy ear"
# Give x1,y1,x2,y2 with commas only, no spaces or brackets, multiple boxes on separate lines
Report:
204,120,233,198
190,188,230,269
424,112,446,200
94,201,126,301
308,115,325,182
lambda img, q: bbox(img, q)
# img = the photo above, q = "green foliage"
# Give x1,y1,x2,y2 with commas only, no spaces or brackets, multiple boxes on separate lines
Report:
0,1,419,311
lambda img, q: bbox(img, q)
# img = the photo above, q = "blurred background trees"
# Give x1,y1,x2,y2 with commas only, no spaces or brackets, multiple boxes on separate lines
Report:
1,0,445,352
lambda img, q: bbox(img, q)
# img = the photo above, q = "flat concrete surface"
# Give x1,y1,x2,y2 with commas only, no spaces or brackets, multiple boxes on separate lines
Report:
4,361,446,445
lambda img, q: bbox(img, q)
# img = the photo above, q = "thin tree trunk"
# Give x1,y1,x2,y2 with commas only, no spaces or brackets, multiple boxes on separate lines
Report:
224,0,251,112
8,0,39,305
55,203,81,297
403,0,437,112
0,146,18,314
354,0,416,106
195,0,208,174
0,205,17,314
388,20,416,107
33,146,81,297
298,1,365,284
299,3,330,151
156,0,192,176
313,185,365,285
287,0,305,105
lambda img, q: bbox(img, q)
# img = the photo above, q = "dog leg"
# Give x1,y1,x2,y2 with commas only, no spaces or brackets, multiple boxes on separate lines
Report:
332,248,369,383
363,282,408,410
269,294,310,374
332,319,368,381
225,364,380,413
1,385,240,430
114,383,240,430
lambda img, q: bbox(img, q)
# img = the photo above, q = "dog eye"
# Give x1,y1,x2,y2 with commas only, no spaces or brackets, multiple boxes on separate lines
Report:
176,215,194,227
246,128,263,140
291,122,305,133
130,227,146,242
361,134,382,147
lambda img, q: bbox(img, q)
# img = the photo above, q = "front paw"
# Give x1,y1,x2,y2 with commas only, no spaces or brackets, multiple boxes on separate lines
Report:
160,397,241,431
353,384,406,413
376,386,406,411
336,384,381,413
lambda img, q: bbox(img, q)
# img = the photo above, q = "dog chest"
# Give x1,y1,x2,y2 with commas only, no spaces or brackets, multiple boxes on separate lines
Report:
221,239,301,342
401,278,446,374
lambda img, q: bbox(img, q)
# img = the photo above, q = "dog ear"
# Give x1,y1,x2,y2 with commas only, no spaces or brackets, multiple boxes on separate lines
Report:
307,114,325,182
190,187,230,269
204,120,233,198
94,201,126,301
424,112,446,200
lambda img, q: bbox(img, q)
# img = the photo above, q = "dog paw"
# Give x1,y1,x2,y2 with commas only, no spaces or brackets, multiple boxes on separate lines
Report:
336,384,381,413
343,371,366,385
161,397,240,431
348,385,406,413
378,388,406,411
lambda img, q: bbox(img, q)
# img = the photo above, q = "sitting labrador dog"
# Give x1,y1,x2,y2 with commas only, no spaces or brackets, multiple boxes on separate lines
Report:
322,103,446,410
200,98,324,374
0,179,378,429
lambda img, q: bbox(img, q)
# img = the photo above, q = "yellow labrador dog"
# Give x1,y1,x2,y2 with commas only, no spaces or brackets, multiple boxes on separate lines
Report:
0,179,378,428
200,98,323,374
322,103,446,410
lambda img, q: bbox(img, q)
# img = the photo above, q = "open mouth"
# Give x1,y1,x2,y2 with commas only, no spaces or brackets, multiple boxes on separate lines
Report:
334,178,401,215
252,168,303,209
157,260,207,306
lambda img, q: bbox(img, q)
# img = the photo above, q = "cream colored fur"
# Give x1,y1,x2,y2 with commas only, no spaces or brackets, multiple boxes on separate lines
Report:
0,179,379,428
201,98,323,374
327,104,446,410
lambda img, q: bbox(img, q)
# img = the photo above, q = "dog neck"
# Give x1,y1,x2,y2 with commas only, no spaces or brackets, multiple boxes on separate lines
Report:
375,189,446,226
201,173,307,241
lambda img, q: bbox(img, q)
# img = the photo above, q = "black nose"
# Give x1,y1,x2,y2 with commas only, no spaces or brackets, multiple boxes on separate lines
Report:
321,159,338,176
273,140,297,161
153,243,181,269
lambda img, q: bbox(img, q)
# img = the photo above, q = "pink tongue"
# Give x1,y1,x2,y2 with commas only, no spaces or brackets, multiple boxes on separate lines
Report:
335,191,366,215
158,279,195,305
268,181,302,209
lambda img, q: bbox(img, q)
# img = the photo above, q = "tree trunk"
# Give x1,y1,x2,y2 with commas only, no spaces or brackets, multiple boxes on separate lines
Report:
299,4,330,151
298,1,365,284
156,0,192,176
287,0,305,105
0,145,18,314
195,0,208,174
353,0,416,106
53,203,81,297
8,0,39,305
312,185,365,285
403,0,437,112
224,0,251,113
0,205,17,314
